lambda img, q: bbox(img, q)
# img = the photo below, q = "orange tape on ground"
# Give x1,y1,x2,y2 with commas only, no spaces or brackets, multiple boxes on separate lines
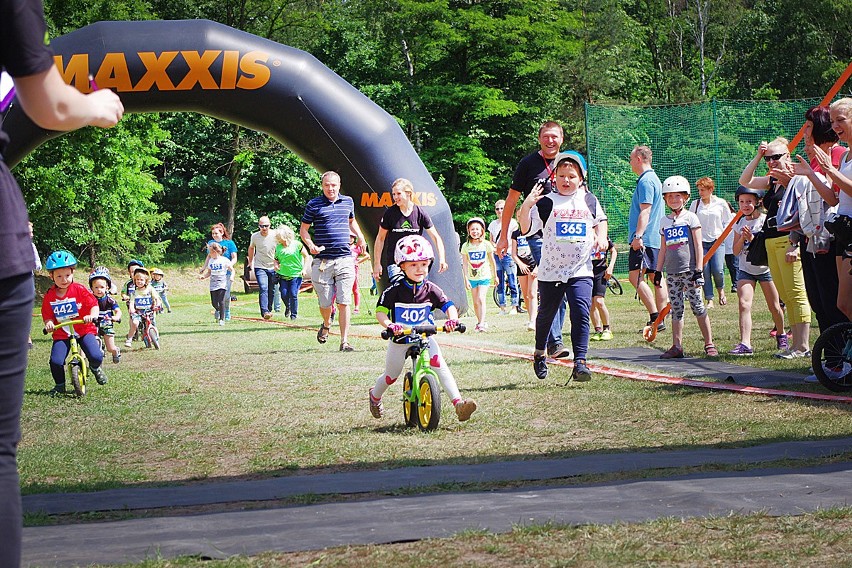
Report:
234,316,852,404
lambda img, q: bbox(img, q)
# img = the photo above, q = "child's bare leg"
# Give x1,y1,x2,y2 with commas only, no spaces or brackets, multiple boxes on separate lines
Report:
590,301,601,330
671,318,684,349
697,312,714,347
737,280,755,346
104,336,118,358
593,296,610,327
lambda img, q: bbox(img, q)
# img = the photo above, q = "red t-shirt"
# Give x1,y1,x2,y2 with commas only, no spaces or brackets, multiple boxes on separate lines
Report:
41,282,98,340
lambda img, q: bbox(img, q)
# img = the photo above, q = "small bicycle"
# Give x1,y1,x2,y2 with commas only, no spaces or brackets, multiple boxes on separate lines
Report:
811,321,852,392
138,307,162,350
380,323,466,431
43,319,89,397
605,275,623,295
491,279,524,311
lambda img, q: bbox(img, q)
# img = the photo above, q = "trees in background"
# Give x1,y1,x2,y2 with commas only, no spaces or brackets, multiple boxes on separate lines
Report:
17,0,852,264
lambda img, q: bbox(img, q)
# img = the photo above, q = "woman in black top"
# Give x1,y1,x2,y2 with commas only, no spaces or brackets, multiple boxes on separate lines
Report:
0,2,123,563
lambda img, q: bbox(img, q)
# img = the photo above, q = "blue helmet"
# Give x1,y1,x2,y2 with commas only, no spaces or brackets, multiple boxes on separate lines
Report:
89,266,112,288
127,259,144,269
45,250,78,271
553,151,587,180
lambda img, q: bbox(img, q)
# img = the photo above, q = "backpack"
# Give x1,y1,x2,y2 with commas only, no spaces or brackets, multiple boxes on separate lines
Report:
776,178,802,233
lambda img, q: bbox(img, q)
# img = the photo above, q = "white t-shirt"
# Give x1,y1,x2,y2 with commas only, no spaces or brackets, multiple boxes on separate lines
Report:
488,218,518,247
734,213,770,276
691,195,733,242
532,190,606,282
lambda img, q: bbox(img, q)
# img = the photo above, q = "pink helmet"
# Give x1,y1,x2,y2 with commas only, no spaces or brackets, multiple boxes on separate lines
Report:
394,235,434,264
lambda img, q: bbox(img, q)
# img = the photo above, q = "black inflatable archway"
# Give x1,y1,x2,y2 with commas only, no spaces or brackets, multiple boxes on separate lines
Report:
3,19,467,312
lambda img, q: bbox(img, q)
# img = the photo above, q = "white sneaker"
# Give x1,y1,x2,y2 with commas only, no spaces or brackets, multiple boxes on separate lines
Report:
508,306,518,315
124,338,133,348
498,307,509,316
526,322,535,331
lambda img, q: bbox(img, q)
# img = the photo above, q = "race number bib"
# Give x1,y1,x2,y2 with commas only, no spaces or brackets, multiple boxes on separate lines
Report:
134,295,153,311
393,302,432,326
468,250,486,263
555,221,587,243
664,225,689,246
51,298,79,322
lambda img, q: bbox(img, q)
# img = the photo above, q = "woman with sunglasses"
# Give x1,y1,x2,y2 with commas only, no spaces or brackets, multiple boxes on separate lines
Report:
739,137,812,358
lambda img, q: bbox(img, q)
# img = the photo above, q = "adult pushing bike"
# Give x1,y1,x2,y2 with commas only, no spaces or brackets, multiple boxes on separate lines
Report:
368,235,477,430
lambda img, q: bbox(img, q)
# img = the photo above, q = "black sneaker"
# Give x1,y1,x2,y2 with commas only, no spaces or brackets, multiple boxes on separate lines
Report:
533,354,548,379
49,384,66,397
572,360,592,382
644,319,666,332
92,366,108,385
547,343,571,359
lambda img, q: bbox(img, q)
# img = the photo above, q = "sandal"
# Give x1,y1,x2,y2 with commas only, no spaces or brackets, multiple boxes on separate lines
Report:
340,342,354,352
317,324,330,344
704,343,719,357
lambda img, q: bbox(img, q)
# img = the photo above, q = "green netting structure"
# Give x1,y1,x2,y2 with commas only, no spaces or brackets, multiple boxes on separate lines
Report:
584,97,834,273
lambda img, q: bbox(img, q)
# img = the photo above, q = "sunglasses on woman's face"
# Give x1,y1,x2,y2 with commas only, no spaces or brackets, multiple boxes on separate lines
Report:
764,153,787,163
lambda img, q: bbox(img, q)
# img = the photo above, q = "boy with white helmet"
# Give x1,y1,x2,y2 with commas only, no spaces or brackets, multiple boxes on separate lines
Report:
89,266,122,363
653,176,717,359
369,235,477,423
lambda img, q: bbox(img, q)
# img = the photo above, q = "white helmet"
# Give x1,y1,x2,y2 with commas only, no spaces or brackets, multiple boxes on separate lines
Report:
662,175,691,196
394,235,434,264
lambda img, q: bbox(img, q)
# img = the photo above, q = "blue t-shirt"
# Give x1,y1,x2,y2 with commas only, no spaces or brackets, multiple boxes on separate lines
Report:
301,194,354,259
628,170,664,249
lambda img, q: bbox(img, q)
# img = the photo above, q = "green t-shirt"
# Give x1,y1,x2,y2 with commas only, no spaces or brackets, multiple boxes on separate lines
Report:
275,241,304,278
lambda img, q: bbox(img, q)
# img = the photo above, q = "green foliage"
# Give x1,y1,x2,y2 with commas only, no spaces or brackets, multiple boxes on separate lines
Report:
18,114,170,267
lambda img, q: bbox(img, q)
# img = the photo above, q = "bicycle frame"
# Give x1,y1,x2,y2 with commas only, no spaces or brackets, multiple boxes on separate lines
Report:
381,323,465,431
138,307,162,349
44,319,89,396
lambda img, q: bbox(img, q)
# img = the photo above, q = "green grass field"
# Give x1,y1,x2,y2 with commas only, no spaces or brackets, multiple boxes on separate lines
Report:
21,267,852,566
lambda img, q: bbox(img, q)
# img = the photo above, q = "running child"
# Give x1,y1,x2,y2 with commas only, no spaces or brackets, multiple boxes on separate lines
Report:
274,225,310,321
519,151,608,382
369,235,477,422
653,176,717,359
150,268,171,313
125,266,162,347
199,242,235,325
89,266,122,363
461,216,497,332
590,239,617,341
728,186,785,355
41,250,108,394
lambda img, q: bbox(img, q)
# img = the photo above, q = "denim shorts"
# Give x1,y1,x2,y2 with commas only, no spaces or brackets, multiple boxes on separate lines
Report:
736,268,772,283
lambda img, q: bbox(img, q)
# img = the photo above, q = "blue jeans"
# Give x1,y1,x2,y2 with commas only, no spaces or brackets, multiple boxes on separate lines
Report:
494,253,519,307
254,267,278,316
0,273,34,568
536,277,593,361
529,237,565,349
702,240,725,300
278,276,303,317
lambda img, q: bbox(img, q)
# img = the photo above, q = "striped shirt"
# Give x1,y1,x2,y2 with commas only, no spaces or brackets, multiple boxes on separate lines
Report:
301,194,354,258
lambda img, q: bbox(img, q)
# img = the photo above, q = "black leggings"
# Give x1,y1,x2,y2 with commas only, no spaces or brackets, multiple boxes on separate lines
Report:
211,288,227,320
0,273,34,567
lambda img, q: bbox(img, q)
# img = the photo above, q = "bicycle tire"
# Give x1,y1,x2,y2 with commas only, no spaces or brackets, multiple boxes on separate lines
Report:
811,322,852,392
416,371,441,431
402,371,417,428
149,327,160,350
607,277,624,295
70,361,86,397
492,281,524,310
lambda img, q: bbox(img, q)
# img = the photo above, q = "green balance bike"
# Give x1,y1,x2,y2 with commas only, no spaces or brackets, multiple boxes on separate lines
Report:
381,323,466,431
43,319,90,397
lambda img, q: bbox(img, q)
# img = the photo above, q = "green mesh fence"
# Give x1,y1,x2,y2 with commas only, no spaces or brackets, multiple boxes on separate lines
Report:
584,97,832,273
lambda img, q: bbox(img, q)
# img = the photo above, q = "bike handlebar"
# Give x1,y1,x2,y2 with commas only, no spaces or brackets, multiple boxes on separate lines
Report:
43,319,86,334
381,323,466,340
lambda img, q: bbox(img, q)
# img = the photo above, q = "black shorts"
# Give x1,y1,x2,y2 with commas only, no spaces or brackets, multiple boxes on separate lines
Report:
592,265,608,297
628,247,658,272
516,256,536,276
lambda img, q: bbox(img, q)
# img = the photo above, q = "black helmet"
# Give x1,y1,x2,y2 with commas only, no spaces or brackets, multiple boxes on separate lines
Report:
735,185,764,199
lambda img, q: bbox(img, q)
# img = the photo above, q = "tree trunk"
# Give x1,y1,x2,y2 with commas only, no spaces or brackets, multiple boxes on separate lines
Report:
227,123,242,237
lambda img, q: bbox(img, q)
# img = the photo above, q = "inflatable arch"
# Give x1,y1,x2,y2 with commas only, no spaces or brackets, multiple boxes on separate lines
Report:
3,19,468,313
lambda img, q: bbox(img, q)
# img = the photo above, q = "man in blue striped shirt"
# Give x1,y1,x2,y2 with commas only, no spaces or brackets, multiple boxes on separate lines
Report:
300,171,368,352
